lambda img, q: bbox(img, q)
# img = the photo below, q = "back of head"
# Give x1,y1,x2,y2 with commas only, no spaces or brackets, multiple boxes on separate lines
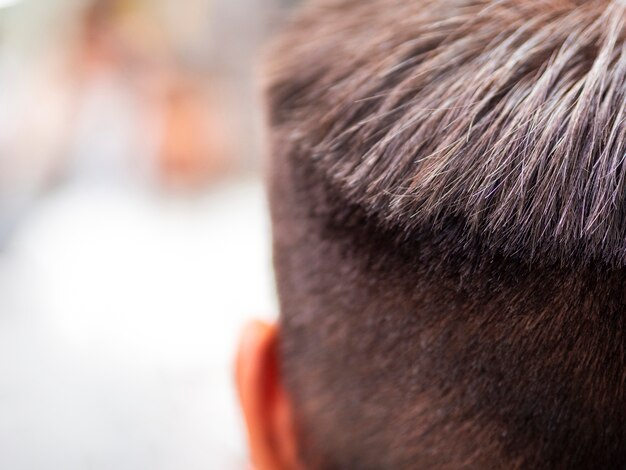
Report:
265,0,626,468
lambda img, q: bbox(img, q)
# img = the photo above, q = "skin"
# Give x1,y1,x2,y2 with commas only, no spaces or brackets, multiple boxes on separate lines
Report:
236,321,302,470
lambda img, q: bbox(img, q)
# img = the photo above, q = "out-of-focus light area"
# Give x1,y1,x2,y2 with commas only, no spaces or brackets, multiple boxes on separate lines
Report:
0,0,22,10
0,0,295,468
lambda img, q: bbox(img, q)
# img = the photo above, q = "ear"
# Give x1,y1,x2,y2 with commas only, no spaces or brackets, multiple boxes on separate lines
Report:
236,321,301,470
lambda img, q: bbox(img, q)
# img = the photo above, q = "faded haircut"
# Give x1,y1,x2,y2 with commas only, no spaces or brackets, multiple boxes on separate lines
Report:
265,0,626,468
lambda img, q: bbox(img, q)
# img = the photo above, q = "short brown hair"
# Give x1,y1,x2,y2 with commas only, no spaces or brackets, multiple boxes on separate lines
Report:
266,0,626,468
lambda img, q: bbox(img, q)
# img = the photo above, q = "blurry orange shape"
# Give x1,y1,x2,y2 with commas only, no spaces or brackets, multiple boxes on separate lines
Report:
158,76,233,189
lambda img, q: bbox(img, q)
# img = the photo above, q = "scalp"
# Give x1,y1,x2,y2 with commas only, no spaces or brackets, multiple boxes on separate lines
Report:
265,1,626,468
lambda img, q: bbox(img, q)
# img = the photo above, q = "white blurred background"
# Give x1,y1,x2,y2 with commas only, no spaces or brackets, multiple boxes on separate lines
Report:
0,0,297,468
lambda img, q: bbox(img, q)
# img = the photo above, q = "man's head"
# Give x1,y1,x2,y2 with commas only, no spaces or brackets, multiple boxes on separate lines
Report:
237,0,626,468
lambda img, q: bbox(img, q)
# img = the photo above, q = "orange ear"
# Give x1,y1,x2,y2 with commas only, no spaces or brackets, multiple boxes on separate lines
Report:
236,321,301,470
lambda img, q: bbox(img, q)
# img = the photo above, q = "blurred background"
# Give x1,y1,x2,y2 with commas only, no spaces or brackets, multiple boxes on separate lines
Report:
0,0,299,468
